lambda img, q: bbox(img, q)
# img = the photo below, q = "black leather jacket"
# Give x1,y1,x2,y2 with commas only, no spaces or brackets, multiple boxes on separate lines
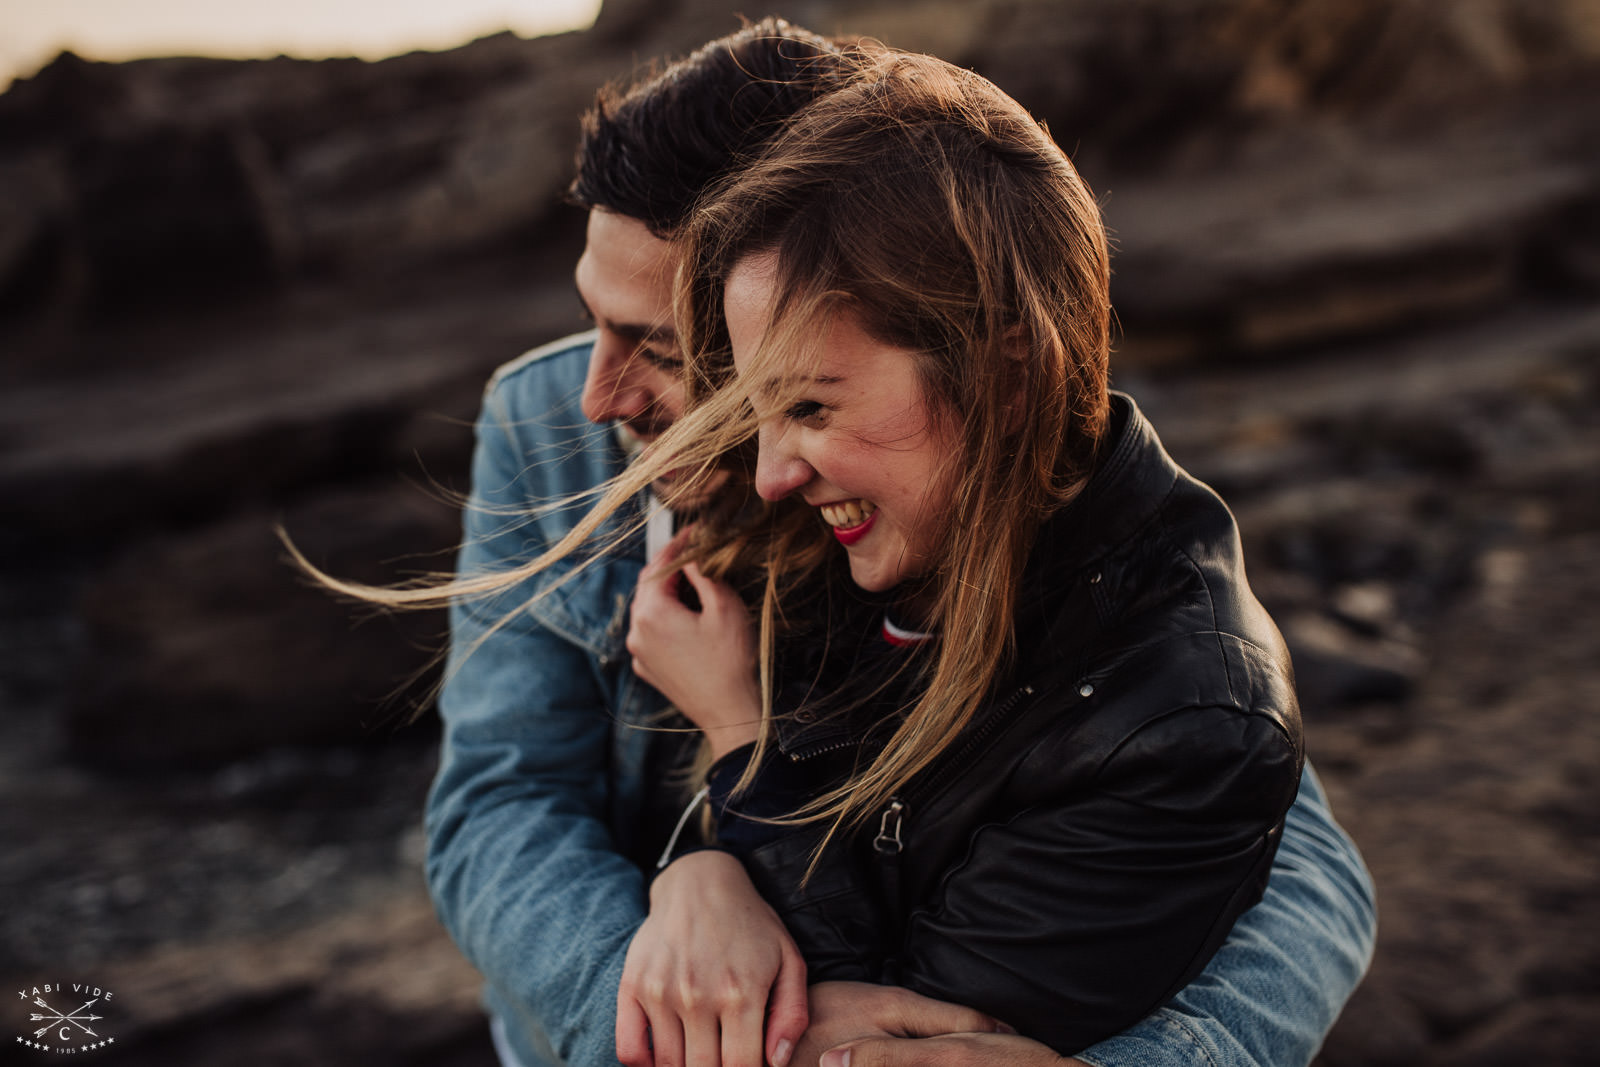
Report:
715,393,1304,1054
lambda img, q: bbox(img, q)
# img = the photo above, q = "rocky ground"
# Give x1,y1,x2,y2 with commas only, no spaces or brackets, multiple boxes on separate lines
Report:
2,1,1598,1064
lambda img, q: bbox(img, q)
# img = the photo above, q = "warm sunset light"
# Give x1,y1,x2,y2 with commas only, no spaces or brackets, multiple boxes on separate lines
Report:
0,0,603,87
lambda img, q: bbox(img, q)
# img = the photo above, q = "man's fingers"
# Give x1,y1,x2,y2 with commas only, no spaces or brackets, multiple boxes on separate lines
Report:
821,1038,883,1067
888,988,1001,1038
822,1036,958,1067
823,1033,1069,1067
823,1037,967,1067
765,948,809,1067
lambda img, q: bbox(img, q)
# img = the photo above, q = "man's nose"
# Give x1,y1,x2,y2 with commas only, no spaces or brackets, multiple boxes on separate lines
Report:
754,423,813,501
580,335,650,425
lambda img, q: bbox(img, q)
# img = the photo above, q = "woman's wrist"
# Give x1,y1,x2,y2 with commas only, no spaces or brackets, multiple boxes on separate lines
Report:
649,846,741,899
704,721,760,759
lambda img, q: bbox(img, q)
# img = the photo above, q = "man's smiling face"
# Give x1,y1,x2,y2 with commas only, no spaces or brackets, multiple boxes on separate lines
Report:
574,208,686,441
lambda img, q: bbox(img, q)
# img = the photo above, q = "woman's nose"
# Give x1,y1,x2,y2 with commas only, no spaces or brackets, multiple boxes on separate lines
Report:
754,423,813,501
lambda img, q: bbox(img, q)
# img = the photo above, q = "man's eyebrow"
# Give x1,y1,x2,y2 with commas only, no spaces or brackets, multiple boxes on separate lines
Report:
574,285,677,345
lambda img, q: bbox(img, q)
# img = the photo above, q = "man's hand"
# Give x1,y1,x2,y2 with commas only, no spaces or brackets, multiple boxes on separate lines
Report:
789,982,1013,1067
616,851,807,1067
819,1032,1088,1067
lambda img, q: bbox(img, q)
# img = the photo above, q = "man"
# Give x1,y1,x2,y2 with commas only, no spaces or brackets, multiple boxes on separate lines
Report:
424,19,1375,1067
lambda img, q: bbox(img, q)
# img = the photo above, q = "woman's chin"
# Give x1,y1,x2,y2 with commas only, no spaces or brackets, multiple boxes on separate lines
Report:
845,559,895,593
846,557,924,596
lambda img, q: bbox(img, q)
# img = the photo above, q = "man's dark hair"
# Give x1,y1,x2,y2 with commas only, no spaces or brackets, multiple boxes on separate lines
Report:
569,17,852,237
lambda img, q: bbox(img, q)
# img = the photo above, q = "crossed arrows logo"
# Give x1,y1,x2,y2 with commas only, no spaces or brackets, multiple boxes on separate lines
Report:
29,995,102,1040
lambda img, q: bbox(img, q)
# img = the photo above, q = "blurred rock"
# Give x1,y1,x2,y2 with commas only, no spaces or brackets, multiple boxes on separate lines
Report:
0,35,610,318
1282,610,1424,709
77,887,491,1066
2,0,1597,337
1434,997,1600,1067
65,485,457,768
68,125,283,313
0,229,584,543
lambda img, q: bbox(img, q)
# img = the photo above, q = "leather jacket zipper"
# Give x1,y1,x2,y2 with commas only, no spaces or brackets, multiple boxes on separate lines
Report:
785,735,860,762
873,795,907,981
873,797,906,855
866,681,1036,866
901,682,1037,813
869,683,1036,977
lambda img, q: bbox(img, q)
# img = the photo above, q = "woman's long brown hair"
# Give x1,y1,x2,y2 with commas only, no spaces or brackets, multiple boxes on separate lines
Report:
668,47,1113,849
290,45,1112,857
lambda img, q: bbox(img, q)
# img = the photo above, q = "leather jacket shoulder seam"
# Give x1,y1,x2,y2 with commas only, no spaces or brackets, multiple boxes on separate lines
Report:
1092,701,1298,783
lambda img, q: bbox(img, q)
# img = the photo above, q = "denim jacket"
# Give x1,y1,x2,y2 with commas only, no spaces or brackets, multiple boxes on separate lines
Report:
424,332,1377,1067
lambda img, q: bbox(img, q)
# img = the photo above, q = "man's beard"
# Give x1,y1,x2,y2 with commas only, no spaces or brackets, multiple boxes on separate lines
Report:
613,420,725,513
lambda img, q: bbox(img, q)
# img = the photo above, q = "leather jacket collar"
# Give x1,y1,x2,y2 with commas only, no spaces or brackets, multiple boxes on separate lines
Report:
770,390,1173,757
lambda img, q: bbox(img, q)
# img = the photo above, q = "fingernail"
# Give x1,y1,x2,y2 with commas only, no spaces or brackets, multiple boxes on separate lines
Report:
993,1021,1017,1034
820,1049,850,1067
772,1038,793,1067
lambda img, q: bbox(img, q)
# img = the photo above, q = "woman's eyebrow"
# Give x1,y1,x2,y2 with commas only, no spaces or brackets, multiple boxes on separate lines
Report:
747,372,844,397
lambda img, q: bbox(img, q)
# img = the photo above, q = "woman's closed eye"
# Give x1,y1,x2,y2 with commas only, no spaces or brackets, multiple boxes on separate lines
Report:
783,400,828,427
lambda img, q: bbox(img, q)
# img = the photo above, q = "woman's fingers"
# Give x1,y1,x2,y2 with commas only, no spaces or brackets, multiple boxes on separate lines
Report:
614,995,653,1067
627,556,761,746
617,854,797,1067
634,558,683,611
647,1011,687,1067
764,942,809,1067
678,562,745,617
677,560,715,599
642,522,697,575
681,1013,720,1067
721,999,766,1067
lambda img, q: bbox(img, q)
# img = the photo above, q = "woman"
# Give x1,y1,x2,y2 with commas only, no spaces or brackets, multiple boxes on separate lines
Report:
616,47,1303,1059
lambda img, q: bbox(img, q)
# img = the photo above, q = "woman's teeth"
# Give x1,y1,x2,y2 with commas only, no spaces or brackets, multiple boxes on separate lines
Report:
820,500,877,529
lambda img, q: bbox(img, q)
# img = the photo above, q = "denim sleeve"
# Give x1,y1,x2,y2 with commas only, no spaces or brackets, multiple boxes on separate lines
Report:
424,364,643,1067
1076,763,1376,1067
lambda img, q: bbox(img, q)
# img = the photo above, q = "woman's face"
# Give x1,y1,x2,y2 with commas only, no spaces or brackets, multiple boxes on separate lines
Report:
725,253,957,594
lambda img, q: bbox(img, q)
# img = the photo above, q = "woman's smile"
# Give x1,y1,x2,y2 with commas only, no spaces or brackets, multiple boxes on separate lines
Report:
725,253,956,593
819,499,878,544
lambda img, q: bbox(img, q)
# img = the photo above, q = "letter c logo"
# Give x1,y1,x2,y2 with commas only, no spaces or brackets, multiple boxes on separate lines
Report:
60,1026,71,1041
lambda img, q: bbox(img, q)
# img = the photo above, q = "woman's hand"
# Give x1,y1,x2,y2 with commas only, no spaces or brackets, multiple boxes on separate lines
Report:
628,528,763,758
617,850,809,1067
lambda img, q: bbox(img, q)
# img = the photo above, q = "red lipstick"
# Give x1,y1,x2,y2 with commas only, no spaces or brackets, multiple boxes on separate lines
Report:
832,509,878,546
